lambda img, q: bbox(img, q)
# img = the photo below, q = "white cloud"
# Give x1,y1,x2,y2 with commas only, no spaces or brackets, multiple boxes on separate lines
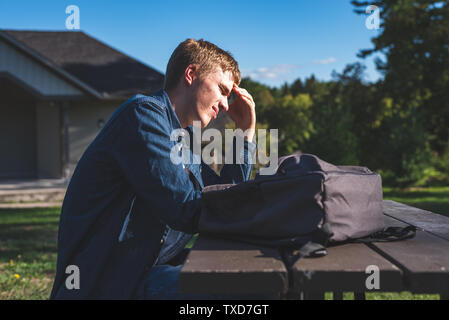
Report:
313,57,337,65
243,64,298,80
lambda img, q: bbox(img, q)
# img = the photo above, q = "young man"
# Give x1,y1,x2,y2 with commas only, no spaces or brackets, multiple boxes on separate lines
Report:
50,39,257,299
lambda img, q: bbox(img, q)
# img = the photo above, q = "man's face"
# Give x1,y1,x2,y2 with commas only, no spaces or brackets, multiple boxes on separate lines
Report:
189,67,234,128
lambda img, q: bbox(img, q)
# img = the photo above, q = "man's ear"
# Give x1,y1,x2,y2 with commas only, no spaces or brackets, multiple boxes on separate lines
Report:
184,64,198,86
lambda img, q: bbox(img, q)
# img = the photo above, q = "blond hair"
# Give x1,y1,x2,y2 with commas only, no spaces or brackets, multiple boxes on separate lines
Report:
164,38,241,91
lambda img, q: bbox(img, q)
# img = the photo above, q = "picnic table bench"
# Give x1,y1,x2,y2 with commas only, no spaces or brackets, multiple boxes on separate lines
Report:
179,200,449,299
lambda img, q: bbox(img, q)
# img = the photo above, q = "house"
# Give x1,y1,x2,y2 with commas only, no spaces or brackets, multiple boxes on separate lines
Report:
0,30,165,179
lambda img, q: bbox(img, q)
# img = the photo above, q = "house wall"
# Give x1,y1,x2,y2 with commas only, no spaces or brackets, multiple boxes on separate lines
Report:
67,100,122,174
35,102,62,178
0,98,118,179
0,101,37,178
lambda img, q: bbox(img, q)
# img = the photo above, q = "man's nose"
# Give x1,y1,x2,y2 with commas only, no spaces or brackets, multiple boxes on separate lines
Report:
220,96,229,112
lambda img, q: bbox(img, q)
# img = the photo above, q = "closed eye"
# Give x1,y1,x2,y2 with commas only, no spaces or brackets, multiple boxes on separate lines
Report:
219,84,231,97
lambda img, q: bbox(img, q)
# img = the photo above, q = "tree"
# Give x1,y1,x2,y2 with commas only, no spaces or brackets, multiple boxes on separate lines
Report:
352,0,449,185
290,78,304,96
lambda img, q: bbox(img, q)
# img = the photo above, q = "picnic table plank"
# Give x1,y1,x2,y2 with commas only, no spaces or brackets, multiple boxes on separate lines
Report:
289,242,403,293
289,214,414,294
369,215,449,294
383,200,449,241
179,235,288,295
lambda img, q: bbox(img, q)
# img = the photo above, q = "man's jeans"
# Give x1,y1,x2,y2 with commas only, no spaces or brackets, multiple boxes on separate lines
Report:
139,264,279,300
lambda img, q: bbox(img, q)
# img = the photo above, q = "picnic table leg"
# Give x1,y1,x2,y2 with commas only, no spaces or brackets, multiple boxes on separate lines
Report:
354,292,366,300
333,292,343,300
301,291,324,300
282,290,301,300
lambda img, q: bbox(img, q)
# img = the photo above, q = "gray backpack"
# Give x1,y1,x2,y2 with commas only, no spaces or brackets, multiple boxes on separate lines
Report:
198,152,414,257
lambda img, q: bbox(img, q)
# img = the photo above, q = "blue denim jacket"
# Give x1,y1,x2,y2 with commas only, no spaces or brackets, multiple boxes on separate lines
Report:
50,89,256,299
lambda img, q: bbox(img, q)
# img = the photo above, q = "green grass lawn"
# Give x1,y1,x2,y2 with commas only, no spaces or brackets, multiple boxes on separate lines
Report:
0,207,59,299
1,187,447,300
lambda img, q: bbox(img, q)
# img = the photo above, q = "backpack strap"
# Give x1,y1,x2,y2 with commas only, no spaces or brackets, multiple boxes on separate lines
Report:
297,241,328,258
348,226,417,243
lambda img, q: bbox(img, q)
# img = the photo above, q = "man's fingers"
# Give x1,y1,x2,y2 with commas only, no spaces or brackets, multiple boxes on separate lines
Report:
239,95,255,108
232,84,255,106
234,87,254,102
229,95,253,111
241,94,254,104
236,87,250,97
231,91,253,105
233,84,247,95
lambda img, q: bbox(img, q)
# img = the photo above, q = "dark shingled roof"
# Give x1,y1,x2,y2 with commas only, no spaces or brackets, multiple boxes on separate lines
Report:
2,30,164,98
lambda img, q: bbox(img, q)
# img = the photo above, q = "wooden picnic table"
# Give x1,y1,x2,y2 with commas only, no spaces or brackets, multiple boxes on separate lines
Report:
179,200,449,299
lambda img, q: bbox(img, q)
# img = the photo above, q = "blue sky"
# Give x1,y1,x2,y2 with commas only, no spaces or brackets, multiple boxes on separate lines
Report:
0,0,384,87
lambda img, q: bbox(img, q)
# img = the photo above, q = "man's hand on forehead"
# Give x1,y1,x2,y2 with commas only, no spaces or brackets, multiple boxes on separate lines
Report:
232,83,254,106
226,83,256,141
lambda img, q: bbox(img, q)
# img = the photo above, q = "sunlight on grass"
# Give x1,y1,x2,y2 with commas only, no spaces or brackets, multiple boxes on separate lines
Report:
0,207,60,300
